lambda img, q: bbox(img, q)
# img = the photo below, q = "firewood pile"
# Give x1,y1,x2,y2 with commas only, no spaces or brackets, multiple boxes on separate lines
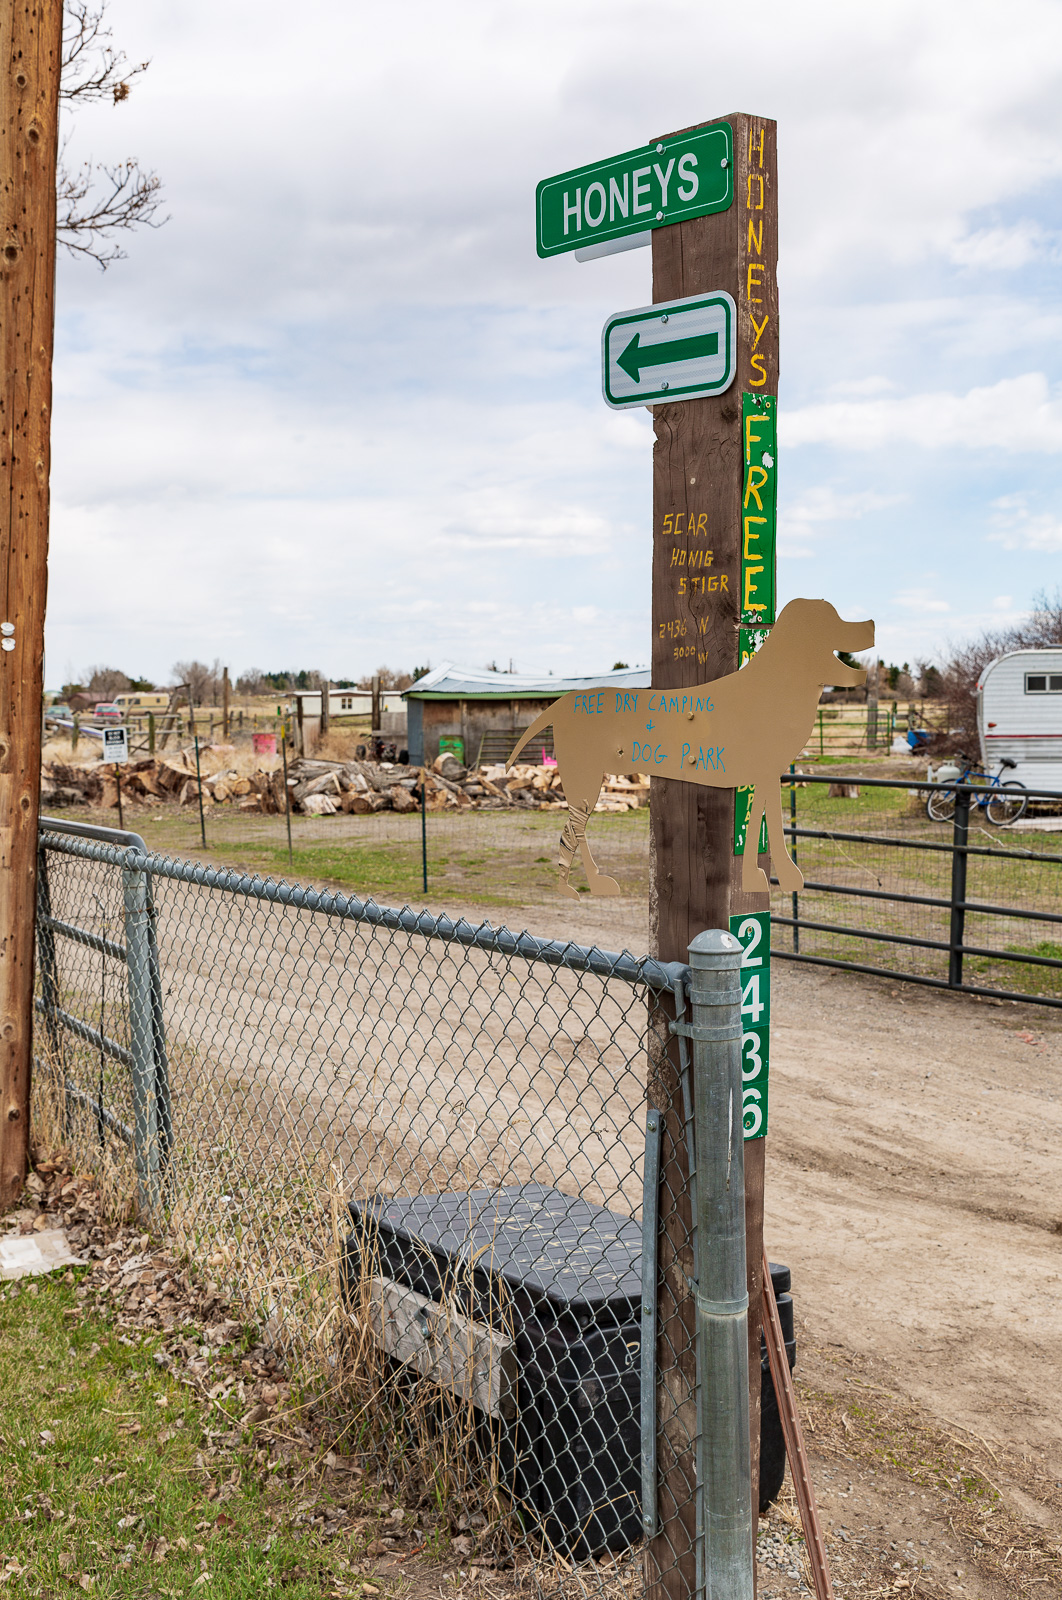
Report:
41,748,650,816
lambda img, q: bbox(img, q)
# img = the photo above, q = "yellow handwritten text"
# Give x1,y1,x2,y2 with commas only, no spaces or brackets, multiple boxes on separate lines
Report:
662,511,710,537
745,127,770,386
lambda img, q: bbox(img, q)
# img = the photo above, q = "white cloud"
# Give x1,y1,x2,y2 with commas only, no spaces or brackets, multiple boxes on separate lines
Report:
987,493,1062,551
39,0,1062,683
894,588,951,614
825,377,899,398
782,374,1062,452
778,486,905,557
443,491,616,553
947,223,1058,271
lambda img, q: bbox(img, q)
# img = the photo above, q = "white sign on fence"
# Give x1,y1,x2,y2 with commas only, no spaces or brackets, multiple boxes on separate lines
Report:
101,725,129,764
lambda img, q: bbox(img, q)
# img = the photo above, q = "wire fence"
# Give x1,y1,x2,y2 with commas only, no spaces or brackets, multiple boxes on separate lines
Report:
33,815,725,1594
775,773,1062,1005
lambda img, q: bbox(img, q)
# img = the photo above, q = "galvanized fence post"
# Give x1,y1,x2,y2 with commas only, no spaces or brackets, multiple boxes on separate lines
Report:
419,773,429,894
949,786,970,989
121,852,166,1219
35,844,64,1080
673,928,753,1597
145,871,172,1173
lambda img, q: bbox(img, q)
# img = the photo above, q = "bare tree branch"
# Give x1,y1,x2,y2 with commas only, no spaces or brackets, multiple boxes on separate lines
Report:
61,0,148,105
58,1,168,267
57,148,168,267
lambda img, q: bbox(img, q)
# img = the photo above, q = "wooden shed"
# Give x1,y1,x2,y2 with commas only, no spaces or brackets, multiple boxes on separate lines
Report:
404,663,650,768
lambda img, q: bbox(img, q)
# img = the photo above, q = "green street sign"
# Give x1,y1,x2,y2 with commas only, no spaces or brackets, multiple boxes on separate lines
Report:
536,122,733,259
602,292,736,409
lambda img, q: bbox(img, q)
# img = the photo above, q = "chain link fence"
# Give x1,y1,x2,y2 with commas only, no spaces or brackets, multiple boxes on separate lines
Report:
33,816,724,1595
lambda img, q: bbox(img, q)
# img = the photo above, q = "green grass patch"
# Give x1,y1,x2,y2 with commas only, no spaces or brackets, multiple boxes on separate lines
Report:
0,1273,386,1598
226,839,428,897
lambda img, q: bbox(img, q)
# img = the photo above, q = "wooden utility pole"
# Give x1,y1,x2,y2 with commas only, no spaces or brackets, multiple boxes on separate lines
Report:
0,0,63,1206
648,113,777,1597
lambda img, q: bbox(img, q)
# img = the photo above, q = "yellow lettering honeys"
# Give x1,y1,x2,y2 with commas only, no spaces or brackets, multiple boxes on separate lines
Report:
749,353,767,387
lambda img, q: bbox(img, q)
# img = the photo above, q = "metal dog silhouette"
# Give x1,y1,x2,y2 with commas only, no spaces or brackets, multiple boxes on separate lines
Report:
508,598,874,898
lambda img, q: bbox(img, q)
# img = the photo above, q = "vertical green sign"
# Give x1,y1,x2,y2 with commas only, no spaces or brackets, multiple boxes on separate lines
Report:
729,911,770,1140
740,393,777,627
735,625,770,853
735,396,776,860
734,786,768,856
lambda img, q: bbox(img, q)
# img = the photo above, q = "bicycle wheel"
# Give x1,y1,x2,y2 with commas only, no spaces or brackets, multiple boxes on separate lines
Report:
926,788,956,822
986,782,1027,825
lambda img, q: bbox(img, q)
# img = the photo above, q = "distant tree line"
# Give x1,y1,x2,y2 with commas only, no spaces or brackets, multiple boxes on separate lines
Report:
59,660,433,706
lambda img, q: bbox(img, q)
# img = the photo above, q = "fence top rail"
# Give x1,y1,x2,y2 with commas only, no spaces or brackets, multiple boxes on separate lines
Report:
782,773,1062,802
40,815,149,852
37,818,685,993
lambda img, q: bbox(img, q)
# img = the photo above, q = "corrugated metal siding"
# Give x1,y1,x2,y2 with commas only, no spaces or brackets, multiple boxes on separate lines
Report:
979,651,1062,791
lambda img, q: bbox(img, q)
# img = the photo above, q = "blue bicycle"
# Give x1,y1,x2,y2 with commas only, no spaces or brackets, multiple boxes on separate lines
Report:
925,754,1027,825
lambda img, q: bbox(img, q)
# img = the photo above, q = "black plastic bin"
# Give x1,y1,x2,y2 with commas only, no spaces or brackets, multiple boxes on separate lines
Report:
759,1261,798,1512
344,1184,795,1555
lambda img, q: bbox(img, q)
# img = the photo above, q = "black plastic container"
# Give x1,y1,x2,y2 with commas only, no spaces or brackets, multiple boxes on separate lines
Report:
759,1260,798,1511
345,1185,796,1553
346,1184,643,1557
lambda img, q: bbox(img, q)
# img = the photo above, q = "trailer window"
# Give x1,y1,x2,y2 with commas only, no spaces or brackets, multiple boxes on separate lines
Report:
1025,673,1062,693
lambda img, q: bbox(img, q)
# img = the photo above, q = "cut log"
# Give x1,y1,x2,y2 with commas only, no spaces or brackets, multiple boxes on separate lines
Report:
302,792,338,816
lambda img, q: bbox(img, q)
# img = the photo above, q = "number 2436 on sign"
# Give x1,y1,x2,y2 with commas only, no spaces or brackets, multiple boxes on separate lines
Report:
729,911,769,1141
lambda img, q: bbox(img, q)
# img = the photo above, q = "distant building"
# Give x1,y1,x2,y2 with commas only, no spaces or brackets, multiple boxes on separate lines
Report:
288,688,406,754
978,649,1062,791
403,662,650,768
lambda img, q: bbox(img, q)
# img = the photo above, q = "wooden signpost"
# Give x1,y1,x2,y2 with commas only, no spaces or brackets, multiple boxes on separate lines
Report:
648,119,777,1592
535,112,777,1594
0,0,62,1207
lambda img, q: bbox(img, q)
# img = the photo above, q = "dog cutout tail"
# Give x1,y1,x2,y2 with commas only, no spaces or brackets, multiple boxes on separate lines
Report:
507,703,556,769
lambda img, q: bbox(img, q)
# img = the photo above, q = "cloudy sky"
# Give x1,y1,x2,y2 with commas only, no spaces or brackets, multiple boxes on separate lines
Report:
47,0,1062,688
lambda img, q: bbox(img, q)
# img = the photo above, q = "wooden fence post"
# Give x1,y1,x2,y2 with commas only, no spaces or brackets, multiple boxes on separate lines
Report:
0,0,63,1205
648,112,777,1598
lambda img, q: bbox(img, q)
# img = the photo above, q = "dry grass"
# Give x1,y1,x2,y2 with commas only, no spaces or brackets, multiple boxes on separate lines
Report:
314,728,374,764
798,1355,1062,1594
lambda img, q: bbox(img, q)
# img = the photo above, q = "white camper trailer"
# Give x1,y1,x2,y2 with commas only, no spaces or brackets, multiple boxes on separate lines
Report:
977,649,1062,794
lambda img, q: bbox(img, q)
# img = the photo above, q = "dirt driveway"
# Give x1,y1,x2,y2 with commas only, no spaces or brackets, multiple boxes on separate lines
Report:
488,893,1062,1595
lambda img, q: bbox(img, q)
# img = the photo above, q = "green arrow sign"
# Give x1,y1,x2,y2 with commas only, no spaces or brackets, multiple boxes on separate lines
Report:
602,292,736,409
617,329,719,382
536,122,733,259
